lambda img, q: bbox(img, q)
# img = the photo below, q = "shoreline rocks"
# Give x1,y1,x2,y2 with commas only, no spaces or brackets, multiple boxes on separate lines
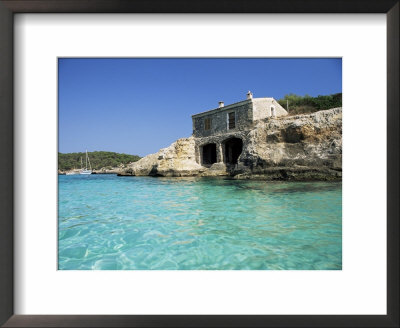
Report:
60,165,126,175
118,107,342,181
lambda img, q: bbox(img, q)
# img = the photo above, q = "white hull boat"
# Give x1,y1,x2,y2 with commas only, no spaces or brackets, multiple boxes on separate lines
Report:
79,150,92,175
80,170,92,175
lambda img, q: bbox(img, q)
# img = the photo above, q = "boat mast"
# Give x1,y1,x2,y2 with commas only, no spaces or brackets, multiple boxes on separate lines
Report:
87,152,92,170
85,150,88,170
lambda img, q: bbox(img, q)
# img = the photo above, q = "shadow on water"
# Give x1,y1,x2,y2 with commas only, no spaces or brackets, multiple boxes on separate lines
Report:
200,177,341,194
61,174,341,194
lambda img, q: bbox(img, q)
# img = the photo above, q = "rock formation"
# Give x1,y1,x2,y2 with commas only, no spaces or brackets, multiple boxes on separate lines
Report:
119,138,204,177
118,108,342,180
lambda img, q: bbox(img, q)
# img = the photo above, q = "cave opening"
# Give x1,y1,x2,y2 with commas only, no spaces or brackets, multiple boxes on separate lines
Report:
223,137,243,164
202,143,217,165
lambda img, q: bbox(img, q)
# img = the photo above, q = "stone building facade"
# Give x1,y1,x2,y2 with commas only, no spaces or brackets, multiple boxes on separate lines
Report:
192,91,288,168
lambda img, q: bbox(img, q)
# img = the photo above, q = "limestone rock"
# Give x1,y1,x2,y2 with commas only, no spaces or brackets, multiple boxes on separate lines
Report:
119,137,204,177
120,108,342,180
118,153,158,176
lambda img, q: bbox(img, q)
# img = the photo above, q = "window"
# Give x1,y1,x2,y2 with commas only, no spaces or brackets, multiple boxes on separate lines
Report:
271,106,276,117
204,117,211,130
228,112,236,129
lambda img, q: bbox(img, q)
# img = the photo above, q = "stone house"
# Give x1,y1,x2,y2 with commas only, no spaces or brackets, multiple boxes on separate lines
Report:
192,91,288,167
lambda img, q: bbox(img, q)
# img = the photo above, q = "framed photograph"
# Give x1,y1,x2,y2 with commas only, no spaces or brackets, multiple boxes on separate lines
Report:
0,1,398,327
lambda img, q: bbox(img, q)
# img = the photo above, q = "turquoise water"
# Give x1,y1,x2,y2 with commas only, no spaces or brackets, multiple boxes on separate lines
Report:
58,175,342,270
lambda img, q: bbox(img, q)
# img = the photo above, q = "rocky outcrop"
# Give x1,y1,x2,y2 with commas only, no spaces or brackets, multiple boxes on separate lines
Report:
236,108,342,180
119,138,204,177
119,108,342,180
92,167,122,174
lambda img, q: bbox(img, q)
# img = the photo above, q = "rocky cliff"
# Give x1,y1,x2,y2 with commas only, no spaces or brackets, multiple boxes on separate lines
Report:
119,108,342,180
119,138,204,177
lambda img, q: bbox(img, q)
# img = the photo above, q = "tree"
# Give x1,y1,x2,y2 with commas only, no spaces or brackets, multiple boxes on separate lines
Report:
58,151,141,171
278,93,342,115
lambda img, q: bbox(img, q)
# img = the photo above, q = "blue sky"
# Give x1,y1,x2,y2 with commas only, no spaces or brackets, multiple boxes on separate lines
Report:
58,58,341,156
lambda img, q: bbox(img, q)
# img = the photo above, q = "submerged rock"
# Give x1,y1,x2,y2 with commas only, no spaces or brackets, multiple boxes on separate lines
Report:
120,108,342,181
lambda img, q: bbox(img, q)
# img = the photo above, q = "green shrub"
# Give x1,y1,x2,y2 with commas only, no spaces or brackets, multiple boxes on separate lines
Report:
58,151,141,171
278,93,342,115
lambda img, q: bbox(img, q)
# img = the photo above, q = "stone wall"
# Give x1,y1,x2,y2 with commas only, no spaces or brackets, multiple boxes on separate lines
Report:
192,100,253,138
252,98,288,120
120,108,342,181
192,97,288,138
194,131,249,166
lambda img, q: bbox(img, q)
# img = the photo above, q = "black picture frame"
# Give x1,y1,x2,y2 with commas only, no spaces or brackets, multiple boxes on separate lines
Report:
0,1,398,327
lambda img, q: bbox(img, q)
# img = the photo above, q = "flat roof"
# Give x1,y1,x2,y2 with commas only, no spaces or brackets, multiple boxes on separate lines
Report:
192,97,274,118
192,99,251,118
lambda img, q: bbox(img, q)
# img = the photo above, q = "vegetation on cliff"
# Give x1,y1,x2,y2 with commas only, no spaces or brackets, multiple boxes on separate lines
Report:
120,108,342,180
58,151,141,171
278,93,342,115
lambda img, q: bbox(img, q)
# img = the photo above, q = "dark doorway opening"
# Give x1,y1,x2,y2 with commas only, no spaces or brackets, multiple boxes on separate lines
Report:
224,138,243,164
202,143,217,165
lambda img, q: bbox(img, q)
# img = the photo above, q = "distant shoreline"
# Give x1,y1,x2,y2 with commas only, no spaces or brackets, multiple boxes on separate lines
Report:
59,172,342,183
58,151,141,174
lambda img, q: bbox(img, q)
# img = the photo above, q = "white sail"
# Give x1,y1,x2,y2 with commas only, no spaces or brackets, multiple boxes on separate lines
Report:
80,150,92,174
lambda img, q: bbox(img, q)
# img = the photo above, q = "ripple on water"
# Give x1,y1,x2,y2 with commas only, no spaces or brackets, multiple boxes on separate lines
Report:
58,175,342,270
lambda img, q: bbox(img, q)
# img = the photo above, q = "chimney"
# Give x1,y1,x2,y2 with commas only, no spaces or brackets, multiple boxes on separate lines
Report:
218,101,224,108
246,91,253,99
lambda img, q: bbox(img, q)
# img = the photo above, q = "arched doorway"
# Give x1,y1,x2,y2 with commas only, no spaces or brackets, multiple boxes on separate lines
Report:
202,143,217,165
223,137,243,164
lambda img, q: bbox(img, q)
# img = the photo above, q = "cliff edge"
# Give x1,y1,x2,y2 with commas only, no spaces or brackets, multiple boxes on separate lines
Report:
119,108,342,181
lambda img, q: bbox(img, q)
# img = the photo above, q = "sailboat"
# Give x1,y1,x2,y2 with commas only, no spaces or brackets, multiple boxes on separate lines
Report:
80,150,92,175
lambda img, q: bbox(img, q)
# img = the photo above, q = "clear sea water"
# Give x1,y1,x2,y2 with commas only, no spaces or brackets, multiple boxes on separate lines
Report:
58,175,342,270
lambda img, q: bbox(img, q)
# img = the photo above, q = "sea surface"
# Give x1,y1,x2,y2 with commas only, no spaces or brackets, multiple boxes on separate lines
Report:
58,175,342,270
